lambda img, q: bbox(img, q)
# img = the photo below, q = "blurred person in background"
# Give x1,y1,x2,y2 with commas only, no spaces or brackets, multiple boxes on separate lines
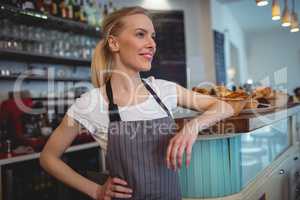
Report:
0,90,33,146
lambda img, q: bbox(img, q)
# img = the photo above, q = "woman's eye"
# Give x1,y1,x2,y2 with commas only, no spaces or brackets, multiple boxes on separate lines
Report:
136,32,145,38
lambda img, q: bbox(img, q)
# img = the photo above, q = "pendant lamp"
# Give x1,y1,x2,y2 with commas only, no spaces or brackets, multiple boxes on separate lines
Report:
281,0,291,27
256,0,269,6
290,0,299,32
272,0,281,20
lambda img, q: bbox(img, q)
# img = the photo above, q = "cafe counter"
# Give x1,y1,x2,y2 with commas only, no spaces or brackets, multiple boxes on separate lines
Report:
175,104,300,200
85,104,300,200
1,104,299,200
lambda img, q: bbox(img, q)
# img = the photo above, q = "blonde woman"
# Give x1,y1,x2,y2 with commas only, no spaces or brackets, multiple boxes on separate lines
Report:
40,6,234,200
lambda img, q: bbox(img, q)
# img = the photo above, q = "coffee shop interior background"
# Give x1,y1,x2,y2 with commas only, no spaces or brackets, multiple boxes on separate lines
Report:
1,0,300,101
0,0,300,200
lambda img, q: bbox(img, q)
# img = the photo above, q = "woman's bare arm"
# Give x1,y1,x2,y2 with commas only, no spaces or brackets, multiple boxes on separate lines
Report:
39,115,99,199
166,84,234,170
176,84,234,133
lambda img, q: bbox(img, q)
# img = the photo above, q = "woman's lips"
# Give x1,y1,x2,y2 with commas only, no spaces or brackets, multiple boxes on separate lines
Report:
140,53,153,61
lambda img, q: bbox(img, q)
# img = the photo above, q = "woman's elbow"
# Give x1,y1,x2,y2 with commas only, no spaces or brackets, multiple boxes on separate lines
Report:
214,99,234,118
222,101,235,117
39,150,48,170
39,148,56,171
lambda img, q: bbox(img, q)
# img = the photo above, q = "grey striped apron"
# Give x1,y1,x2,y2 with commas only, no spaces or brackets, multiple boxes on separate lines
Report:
105,78,182,200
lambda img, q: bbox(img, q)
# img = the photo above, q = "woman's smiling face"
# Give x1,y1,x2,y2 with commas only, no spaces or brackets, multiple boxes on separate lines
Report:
109,14,157,72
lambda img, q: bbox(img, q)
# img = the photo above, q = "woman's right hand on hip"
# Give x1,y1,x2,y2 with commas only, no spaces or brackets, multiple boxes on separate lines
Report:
96,177,133,200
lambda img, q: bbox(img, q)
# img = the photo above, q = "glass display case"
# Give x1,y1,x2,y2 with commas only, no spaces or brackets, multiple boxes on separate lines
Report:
178,116,291,198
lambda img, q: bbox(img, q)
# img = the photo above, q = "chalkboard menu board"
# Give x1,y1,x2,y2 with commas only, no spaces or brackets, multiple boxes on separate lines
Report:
140,11,187,87
213,30,226,85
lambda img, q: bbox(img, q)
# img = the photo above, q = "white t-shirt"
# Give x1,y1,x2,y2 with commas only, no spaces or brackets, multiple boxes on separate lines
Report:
66,76,178,150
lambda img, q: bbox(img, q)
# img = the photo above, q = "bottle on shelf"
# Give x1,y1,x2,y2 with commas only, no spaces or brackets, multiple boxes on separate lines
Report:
102,3,108,19
50,0,58,16
79,0,87,23
11,0,23,8
108,0,114,13
67,0,75,20
40,112,53,137
5,139,13,157
35,0,46,13
94,0,103,27
22,0,35,11
59,0,68,18
73,0,81,21
43,0,52,14
22,113,38,137
84,0,96,26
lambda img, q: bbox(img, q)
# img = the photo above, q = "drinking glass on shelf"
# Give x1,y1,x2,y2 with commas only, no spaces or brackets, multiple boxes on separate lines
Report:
19,24,28,41
74,34,81,48
34,27,42,41
58,40,65,57
12,41,22,51
40,28,47,42
44,42,51,55
1,19,11,39
0,20,6,38
24,41,34,52
52,42,60,57
49,30,58,41
11,23,20,40
27,26,34,41
91,38,98,47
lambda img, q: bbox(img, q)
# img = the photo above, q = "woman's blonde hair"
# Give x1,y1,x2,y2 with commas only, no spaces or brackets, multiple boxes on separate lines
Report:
91,6,150,88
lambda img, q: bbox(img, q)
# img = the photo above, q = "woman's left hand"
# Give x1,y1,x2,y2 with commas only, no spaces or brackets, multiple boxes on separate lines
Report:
166,130,198,170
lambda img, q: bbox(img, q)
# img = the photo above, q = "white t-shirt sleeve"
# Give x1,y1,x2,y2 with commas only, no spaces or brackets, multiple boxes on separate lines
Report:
146,76,178,112
66,88,108,135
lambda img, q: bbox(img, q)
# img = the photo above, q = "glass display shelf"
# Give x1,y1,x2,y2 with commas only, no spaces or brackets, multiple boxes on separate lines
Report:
0,3,101,37
0,47,91,66
0,74,90,82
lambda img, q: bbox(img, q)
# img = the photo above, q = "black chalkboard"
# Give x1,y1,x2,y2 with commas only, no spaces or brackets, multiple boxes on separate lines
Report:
141,10,187,87
213,30,227,85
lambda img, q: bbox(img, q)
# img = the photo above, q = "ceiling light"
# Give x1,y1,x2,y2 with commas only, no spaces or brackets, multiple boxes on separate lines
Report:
272,0,281,20
290,13,299,32
281,0,291,27
290,0,299,32
256,0,269,6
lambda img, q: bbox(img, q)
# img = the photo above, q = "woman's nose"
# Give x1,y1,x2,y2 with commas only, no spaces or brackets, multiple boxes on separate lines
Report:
147,37,156,50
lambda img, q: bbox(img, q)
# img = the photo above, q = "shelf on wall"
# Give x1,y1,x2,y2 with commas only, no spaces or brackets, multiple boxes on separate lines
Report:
0,3,101,38
0,48,91,66
0,74,90,82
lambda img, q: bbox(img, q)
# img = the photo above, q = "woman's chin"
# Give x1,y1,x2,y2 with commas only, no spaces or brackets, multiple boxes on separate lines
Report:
139,65,152,72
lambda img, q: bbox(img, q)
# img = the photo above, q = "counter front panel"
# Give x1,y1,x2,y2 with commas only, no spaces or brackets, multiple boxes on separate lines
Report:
179,118,290,198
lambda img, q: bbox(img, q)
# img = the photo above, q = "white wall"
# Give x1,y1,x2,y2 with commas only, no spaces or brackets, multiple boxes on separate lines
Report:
246,29,300,93
210,0,248,85
113,0,215,88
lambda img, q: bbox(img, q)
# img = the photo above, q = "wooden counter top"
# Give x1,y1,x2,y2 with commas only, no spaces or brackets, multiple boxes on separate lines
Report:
175,103,300,135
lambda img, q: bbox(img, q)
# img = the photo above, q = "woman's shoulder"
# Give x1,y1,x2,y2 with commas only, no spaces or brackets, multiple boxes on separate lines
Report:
143,76,178,109
71,87,106,113
75,87,100,103
66,87,109,135
143,76,177,88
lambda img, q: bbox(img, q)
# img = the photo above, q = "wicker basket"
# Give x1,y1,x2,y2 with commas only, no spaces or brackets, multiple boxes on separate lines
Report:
218,97,248,116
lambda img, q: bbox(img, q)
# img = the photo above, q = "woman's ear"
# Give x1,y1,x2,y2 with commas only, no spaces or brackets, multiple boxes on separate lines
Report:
108,36,120,52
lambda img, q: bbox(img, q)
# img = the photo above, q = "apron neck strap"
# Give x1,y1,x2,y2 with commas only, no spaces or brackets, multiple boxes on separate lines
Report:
106,78,121,122
106,78,173,122
141,79,172,118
